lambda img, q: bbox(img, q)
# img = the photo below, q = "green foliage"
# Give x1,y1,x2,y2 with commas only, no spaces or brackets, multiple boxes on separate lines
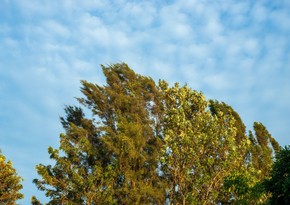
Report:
159,82,252,204
32,106,116,205
0,150,23,205
264,146,290,204
33,64,165,205
79,64,165,204
209,100,246,144
251,122,281,180
31,196,41,205
207,101,279,204
223,170,267,204
33,63,281,205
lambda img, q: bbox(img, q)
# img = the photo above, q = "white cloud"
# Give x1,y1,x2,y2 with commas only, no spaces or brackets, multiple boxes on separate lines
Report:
43,20,71,38
1,37,18,47
252,3,268,23
270,9,290,32
204,73,232,91
187,44,210,60
15,0,58,17
2,0,290,203
62,0,108,11
244,38,260,56
78,14,108,45
205,18,224,36
0,24,10,34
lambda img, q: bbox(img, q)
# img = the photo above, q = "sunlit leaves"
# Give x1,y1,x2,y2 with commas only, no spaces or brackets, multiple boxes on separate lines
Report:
32,63,280,205
159,82,251,204
0,151,23,205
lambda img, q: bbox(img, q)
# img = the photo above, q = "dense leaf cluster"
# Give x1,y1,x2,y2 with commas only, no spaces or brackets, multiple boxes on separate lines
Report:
31,63,281,204
264,146,290,204
0,151,23,205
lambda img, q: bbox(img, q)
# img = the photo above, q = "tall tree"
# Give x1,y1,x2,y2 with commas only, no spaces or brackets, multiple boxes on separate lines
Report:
79,64,165,204
251,122,281,180
222,122,281,204
208,101,258,204
33,63,165,205
208,103,281,203
33,106,116,205
0,150,23,205
159,82,250,205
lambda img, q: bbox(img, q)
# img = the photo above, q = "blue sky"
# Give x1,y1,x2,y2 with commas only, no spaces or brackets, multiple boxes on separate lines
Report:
1,0,290,203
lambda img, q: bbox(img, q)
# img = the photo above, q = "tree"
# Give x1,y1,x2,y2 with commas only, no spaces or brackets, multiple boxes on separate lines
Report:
33,63,281,205
251,122,281,180
159,82,250,205
221,122,281,204
208,101,258,204
79,64,165,204
0,150,23,205
33,63,165,205
33,106,117,205
264,146,290,205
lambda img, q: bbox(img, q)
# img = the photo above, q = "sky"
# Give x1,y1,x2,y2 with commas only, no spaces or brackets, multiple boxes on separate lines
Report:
1,0,290,204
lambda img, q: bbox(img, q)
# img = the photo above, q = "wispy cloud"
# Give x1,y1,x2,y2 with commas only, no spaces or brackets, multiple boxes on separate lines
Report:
1,0,290,203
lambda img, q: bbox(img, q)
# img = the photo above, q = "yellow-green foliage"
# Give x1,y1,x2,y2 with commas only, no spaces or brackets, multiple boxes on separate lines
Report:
0,151,23,205
33,63,280,205
159,81,251,205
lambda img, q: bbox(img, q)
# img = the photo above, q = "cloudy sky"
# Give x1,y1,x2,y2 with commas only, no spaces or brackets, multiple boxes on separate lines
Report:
1,0,290,203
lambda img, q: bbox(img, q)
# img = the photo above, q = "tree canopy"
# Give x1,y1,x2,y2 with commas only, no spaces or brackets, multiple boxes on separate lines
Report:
263,146,290,205
32,63,281,205
0,150,23,205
